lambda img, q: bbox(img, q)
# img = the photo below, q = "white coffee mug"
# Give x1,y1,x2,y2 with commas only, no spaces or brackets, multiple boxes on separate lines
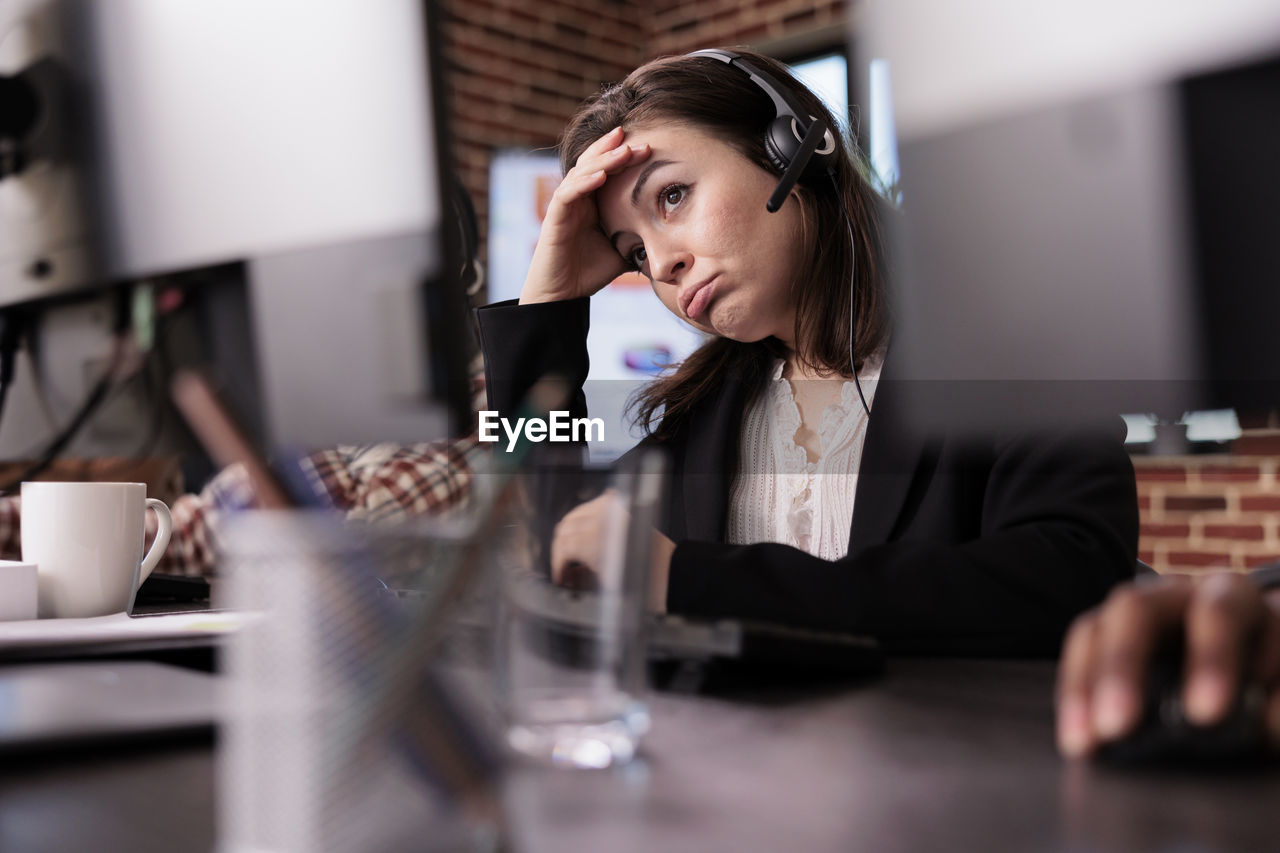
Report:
21,482,174,618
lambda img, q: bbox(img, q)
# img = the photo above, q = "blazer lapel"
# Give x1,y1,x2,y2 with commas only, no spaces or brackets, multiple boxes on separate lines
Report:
848,355,934,553
681,374,749,541
672,352,931,550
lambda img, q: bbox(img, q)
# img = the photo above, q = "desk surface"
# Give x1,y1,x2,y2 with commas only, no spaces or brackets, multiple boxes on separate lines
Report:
1,657,1276,853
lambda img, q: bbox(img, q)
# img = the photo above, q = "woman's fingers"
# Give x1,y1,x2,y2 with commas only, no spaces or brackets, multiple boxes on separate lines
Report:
1268,690,1280,750
1056,611,1100,756
575,141,649,178
1056,579,1194,757
546,167,607,218
521,127,651,304
549,510,598,584
524,131,650,303
1057,575,1280,759
573,126,649,170
548,491,625,587
1089,582,1192,740
575,125,625,164
549,493,607,583
551,144,650,215
1182,572,1265,724
1254,590,1280,691
1252,590,1280,748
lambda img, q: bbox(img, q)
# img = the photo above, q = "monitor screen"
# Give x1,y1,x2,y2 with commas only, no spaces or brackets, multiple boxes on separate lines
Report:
0,0,471,456
858,0,1280,435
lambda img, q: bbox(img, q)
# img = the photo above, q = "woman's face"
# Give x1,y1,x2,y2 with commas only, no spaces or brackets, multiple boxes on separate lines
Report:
595,123,805,345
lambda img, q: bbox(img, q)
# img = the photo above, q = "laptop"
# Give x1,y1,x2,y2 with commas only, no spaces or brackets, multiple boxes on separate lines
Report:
515,452,885,678
0,661,217,753
506,571,884,678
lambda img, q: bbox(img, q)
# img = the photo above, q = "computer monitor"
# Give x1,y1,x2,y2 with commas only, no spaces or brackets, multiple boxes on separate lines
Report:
857,0,1280,435
0,0,470,456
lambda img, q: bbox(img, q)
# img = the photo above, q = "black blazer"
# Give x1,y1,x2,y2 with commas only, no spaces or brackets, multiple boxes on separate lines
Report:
477,298,1138,655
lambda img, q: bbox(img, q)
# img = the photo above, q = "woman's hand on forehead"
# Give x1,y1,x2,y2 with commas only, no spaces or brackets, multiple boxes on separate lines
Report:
519,127,652,305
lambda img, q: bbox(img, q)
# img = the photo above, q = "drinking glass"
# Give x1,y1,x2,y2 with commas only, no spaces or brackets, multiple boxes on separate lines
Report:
495,449,664,769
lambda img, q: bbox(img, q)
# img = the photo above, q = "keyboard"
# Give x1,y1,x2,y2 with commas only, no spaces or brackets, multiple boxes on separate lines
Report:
508,573,884,676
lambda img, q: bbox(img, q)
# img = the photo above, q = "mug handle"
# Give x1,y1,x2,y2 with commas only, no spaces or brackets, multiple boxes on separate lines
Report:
139,498,174,583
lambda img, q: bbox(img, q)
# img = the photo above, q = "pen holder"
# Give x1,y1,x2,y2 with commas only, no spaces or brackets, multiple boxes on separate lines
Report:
216,510,501,853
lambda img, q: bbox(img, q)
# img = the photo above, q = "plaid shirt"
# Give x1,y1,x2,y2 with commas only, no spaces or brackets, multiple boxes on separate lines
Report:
0,438,488,577
0,359,490,576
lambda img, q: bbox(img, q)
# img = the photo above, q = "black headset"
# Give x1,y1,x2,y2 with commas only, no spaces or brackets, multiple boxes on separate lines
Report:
686,49,870,416
686,49,838,212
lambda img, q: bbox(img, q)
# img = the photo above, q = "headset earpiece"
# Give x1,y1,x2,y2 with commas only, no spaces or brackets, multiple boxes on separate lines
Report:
687,48,838,192
685,48,870,413
763,116,798,173
765,115,837,176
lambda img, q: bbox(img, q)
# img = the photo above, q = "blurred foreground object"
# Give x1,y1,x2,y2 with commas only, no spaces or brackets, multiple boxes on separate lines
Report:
2,0,472,449
219,511,506,852
862,0,1280,434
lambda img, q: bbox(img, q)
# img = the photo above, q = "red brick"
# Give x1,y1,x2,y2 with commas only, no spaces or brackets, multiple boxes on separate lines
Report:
1235,410,1278,430
440,0,851,264
782,8,818,28
1138,549,1157,565
1140,523,1191,538
1199,465,1261,483
1241,496,1280,512
1164,495,1228,512
1245,554,1280,569
1137,495,1152,511
1167,551,1233,568
1134,467,1188,484
1231,433,1280,455
1202,524,1266,541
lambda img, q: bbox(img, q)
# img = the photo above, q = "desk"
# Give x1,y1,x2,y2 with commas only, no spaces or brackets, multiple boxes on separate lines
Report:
1,658,1276,852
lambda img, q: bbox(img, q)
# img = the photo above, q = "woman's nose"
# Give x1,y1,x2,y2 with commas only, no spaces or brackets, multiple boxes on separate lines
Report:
646,241,692,283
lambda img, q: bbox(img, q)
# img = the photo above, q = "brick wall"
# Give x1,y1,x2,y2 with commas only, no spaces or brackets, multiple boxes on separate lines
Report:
646,0,848,55
440,0,644,269
1134,439,1280,574
439,0,849,273
437,2,1280,577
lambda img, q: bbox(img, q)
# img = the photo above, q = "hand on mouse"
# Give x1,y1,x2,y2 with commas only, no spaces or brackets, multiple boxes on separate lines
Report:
549,489,676,613
1055,571,1280,758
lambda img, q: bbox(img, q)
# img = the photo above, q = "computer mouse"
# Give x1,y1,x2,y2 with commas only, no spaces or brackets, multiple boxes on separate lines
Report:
1094,644,1270,768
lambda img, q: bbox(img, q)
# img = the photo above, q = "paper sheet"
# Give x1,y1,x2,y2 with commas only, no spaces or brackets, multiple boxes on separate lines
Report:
0,611,250,658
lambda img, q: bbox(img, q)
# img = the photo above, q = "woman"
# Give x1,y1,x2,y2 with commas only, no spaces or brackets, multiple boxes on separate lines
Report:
476,49,1138,654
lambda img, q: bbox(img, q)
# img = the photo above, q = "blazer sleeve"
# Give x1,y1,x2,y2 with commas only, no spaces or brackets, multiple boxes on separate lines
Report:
667,427,1139,656
474,298,592,421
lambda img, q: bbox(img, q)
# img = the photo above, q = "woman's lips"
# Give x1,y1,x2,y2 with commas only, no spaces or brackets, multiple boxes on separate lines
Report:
682,277,717,322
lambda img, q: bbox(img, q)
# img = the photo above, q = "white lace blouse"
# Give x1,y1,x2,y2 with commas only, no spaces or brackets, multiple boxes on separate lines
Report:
726,353,884,560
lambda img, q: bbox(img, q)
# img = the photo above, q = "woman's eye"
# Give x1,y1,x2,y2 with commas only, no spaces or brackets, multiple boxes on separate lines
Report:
628,245,648,270
660,184,686,212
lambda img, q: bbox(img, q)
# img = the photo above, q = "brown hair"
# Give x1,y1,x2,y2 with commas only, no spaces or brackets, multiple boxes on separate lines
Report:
558,50,890,440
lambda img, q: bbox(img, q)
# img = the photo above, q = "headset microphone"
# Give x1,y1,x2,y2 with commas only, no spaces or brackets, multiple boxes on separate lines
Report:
686,49,836,211
687,48,870,416
767,118,830,212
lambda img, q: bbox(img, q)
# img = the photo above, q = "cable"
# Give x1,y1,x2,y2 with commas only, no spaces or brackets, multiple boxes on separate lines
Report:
0,347,120,495
832,172,871,418
24,316,63,433
100,284,170,469
0,290,133,496
0,309,27,430
83,336,169,484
